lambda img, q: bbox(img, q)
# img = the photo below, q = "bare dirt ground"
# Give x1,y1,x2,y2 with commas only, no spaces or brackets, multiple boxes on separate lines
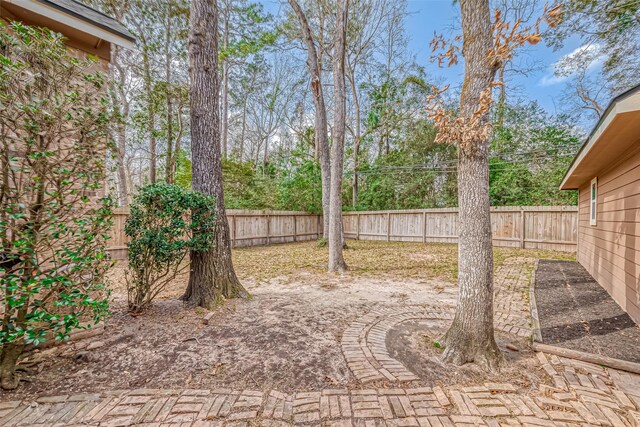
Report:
6,241,574,400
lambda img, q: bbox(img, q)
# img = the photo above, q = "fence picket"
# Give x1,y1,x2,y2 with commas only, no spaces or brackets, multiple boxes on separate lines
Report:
108,206,577,259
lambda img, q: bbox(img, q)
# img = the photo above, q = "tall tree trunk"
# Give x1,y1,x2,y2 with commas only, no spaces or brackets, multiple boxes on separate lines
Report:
109,44,129,206
328,0,349,272
184,0,249,307
262,135,268,174
496,64,506,128
142,46,157,183
347,67,360,209
319,120,331,240
115,121,129,205
166,99,175,183
288,0,331,240
240,97,247,161
165,5,175,184
174,102,184,167
221,3,229,159
441,0,502,371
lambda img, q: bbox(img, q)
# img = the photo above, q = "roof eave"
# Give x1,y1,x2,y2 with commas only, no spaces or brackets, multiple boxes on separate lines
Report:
6,0,135,49
560,84,640,191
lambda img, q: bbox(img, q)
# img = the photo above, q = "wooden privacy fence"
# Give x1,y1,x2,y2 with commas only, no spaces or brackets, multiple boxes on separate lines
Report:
108,209,323,260
343,206,578,252
108,205,577,259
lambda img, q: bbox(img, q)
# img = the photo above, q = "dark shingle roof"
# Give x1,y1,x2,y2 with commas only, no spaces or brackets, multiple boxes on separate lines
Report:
37,0,135,42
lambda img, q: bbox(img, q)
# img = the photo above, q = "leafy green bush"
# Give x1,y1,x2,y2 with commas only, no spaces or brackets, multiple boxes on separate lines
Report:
125,183,216,311
0,22,113,390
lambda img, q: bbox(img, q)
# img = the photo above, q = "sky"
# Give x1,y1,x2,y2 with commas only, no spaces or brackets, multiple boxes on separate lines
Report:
260,0,600,130
403,0,590,117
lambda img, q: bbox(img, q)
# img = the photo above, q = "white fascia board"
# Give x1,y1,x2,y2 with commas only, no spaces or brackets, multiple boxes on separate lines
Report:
6,0,135,50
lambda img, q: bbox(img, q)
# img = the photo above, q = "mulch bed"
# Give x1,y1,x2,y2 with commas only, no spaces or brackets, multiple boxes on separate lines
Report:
535,260,640,363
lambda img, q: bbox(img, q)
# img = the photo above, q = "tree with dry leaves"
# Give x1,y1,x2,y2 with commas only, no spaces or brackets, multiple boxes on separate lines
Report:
427,1,560,369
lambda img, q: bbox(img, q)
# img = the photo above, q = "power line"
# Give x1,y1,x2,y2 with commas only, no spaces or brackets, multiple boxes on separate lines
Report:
347,152,576,176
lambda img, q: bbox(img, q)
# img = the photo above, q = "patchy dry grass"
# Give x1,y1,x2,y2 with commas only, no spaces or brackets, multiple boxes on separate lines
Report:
106,240,575,303
233,240,575,283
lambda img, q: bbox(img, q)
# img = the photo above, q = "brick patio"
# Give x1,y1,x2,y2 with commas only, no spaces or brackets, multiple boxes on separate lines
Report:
2,257,639,426
1,360,639,427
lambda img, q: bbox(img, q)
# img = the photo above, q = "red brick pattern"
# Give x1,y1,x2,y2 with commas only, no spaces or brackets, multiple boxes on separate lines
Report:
1,364,638,427
3,258,639,426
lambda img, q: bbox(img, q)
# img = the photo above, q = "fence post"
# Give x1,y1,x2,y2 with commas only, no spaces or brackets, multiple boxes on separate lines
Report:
317,215,321,239
520,209,526,249
356,213,360,240
230,215,236,248
423,211,427,243
293,215,297,242
266,213,270,246
387,212,391,242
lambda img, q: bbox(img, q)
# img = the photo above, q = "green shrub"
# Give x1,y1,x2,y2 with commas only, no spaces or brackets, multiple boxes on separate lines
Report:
125,183,216,311
0,22,113,390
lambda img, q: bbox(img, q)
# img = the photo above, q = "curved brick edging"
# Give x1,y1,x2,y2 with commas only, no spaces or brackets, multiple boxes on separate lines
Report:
341,306,454,383
340,260,541,385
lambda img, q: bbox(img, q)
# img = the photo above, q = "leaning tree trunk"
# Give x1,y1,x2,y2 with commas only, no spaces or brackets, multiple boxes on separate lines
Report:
288,0,331,240
328,0,349,272
0,341,24,390
0,304,27,390
440,0,502,371
183,0,248,307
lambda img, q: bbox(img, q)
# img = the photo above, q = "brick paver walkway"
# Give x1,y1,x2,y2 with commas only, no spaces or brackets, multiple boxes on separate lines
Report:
2,361,639,427
3,257,640,426
492,258,533,338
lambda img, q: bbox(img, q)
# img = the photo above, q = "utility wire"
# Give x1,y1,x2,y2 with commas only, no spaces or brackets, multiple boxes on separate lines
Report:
347,152,576,176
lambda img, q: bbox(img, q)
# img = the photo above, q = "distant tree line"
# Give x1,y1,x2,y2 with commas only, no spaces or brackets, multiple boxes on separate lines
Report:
171,99,580,212
86,0,637,211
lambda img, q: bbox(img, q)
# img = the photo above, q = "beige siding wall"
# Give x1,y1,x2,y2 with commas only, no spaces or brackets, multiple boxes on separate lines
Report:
577,143,640,324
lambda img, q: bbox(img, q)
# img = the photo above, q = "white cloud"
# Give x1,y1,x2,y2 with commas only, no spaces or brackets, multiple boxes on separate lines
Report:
539,44,604,86
539,73,568,86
